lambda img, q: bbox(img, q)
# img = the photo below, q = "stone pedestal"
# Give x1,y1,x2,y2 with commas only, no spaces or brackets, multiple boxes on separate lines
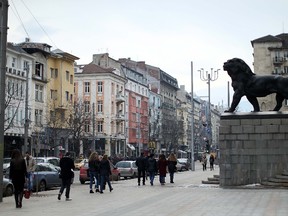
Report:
219,111,288,187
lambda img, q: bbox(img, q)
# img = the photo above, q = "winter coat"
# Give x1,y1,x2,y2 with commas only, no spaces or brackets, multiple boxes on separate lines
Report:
158,159,168,177
9,159,27,191
147,158,157,173
136,156,147,171
89,159,100,173
60,156,75,179
167,160,177,173
99,159,111,176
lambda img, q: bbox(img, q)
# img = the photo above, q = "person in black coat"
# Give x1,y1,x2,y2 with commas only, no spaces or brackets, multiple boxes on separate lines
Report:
146,154,158,186
9,149,27,208
99,154,113,193
58,152,75,201
167,153,177,183
136,152,147,186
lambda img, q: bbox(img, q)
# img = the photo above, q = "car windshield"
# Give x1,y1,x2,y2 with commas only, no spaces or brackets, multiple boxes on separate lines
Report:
116,162,130,168
3,158,10,163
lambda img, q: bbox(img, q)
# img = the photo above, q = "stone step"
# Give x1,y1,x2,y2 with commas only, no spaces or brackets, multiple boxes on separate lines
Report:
281,171,288,176
261,181,288,187
207,177,219,181
268,177,288,183
275,175,288,180
202,180,219,184
213,175,220,179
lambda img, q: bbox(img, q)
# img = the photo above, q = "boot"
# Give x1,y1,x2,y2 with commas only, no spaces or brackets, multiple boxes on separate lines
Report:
14,194,19,208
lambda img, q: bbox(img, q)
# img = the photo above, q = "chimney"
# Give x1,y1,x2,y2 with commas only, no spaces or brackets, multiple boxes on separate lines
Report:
25,38,30,42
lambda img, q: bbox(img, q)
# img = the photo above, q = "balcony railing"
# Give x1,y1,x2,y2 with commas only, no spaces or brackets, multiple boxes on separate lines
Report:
116,94,125,103
273,57,287,64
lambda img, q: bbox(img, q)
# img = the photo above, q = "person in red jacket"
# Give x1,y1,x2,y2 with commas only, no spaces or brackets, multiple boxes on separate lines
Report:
157,154,168,185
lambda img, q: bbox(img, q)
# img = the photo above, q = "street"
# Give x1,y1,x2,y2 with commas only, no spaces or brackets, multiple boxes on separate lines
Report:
1,162,288,216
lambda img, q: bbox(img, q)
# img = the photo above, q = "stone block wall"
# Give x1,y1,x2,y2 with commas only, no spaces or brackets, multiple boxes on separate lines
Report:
219,112,288,187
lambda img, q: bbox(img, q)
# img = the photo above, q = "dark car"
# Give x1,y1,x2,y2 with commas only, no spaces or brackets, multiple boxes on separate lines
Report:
79,161,120,184
5,162,62,191
2,178,14,197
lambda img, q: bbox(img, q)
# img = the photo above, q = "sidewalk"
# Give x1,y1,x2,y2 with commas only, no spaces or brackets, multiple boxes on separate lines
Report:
1,162,288,216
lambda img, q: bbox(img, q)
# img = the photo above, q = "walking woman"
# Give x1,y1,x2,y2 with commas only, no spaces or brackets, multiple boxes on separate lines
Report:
157,154,167,185
88,152,100,193
167,153,177,183
99,155,113,193
9,149,27,208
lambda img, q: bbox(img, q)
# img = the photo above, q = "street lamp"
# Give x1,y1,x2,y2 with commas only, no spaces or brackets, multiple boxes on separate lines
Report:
198,68,219,152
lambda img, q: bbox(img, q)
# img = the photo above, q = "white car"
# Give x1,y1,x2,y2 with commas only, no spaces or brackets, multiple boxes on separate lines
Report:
115,161,138,179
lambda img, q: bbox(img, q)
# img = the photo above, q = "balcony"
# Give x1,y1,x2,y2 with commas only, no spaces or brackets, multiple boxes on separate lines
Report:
114,114,125,122
32,74,48,83
273,57,286,65
116,93,125,104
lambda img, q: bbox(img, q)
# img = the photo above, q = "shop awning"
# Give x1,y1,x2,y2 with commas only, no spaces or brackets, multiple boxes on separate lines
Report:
127,143,135,151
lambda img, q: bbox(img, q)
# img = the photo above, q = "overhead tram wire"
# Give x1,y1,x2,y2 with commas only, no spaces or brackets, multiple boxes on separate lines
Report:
10,0,30,39
20,0,58,49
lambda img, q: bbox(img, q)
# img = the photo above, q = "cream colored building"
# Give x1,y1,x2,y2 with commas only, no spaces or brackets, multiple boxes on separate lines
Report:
251,33,288,111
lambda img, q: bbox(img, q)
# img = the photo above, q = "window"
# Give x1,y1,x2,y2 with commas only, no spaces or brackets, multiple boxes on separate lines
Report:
66,71,69,81
98,81,103,93
16,83,19,96
23,61,29,71
35,109,43,126
97,121,103,133
65,91,69,101
97,101,103,113
35,84,43,102
50,111,56,121
84,101,90,113
70,94,73,103
50,90,57,100
50,68,58,78
20,83,23,97
35,63,44,78
84,82,90,93
70,75,73,84
84,121,90,132
12,57,16,67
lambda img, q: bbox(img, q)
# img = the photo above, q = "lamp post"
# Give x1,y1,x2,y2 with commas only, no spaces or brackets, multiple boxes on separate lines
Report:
198,68,219,152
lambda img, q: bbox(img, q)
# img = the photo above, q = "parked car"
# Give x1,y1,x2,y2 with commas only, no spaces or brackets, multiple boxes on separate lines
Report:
3,158,11,174
35,157,60,167
177,158,190,171
79,161,120,184
115,160,138,179
74,158,88,170
2,178,14,197
5,162,62,191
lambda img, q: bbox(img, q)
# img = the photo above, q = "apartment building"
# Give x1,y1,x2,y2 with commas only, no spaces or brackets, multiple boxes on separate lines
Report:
4,43,34,157
74,61,126,157
251,33,288,111
46,49,79,156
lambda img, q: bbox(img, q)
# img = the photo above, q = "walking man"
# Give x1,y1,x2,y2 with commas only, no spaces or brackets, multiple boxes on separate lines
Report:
25,151,36,192
58,152,75,201
136,152,147,186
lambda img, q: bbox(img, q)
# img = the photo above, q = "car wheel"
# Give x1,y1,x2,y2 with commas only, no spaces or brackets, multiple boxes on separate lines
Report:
38,180,46,191
4,185,13,197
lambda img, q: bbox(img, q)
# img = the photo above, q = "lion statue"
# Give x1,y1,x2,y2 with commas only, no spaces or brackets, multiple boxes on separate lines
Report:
223,58,288,112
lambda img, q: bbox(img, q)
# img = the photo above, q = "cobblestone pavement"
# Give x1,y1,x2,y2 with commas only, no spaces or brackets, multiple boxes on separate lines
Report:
1,162,288,216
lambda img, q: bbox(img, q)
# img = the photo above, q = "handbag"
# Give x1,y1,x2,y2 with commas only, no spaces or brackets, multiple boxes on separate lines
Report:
24,189,31,199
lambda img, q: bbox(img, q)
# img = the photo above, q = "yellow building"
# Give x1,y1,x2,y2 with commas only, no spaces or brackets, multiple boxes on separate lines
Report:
46,49,79,154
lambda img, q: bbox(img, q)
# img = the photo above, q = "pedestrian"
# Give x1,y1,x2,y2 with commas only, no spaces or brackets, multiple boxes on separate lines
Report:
25,151,36,192
88,152,100,193
9,149,27,208
202,154,207,171
146,153,157,186
209,153,215,171
167,153,177,183
58,152,75,201
99,154,113,193
157,154,168,185
136,152,147,186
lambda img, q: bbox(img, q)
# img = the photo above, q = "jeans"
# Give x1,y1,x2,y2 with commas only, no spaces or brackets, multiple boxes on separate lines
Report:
26,172,33,191
89,171,99,190
100,175,112,192
59,178,72,198
159,175,165,184
148,171,155,184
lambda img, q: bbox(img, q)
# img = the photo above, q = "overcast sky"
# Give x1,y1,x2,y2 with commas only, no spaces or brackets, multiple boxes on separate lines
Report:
7,0,288,111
